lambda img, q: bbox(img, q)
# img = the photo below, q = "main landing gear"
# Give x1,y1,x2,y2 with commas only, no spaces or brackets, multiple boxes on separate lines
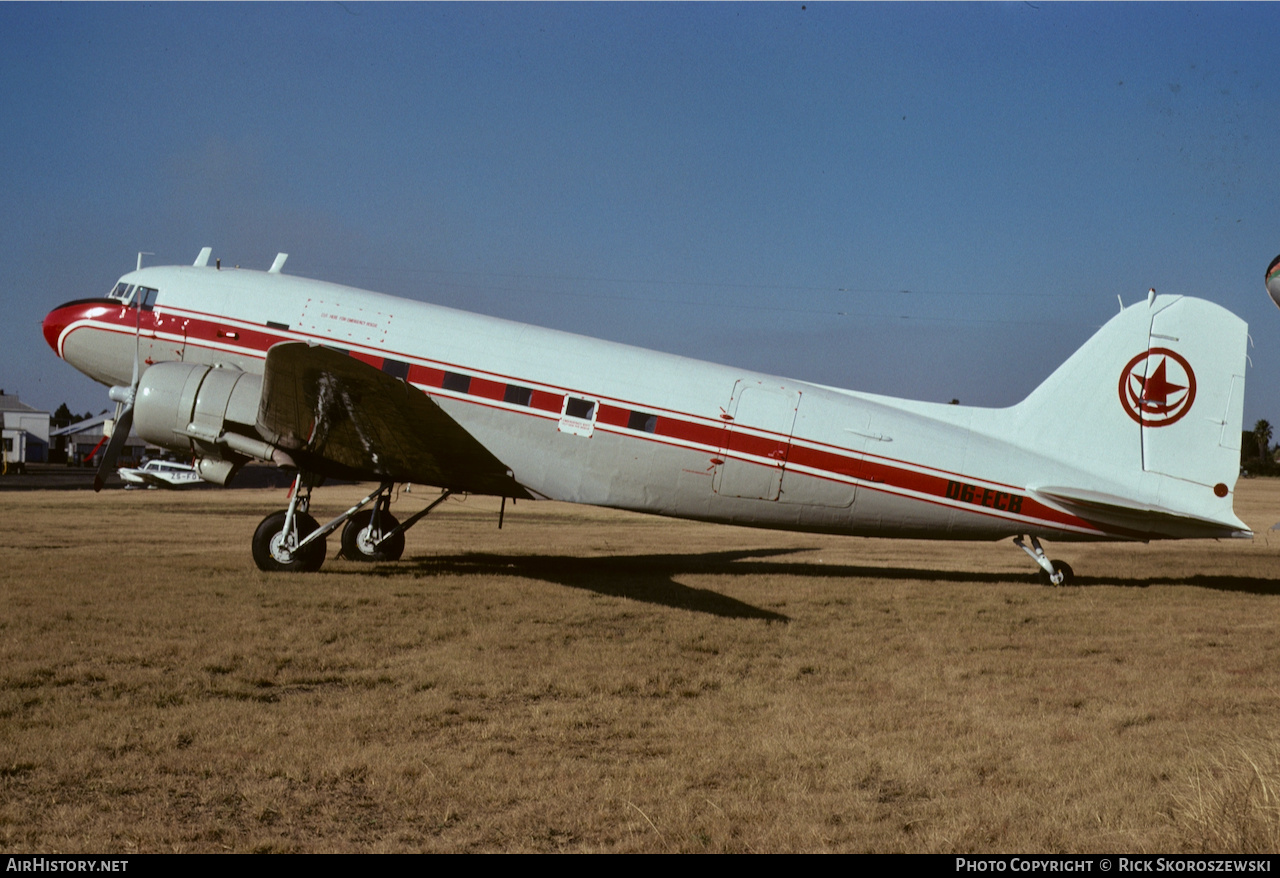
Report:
341,507,405,562
251,476,456,572
1013,535,1074,586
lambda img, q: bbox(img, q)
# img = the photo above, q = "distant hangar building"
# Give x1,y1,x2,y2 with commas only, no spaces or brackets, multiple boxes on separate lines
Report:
0,391,51,472
50,413,147,468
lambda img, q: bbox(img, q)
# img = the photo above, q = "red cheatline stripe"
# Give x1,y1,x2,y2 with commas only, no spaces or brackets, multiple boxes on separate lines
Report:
63,303,1113,534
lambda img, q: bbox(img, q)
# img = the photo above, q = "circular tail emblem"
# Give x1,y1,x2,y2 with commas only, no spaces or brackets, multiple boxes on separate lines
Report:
1118,348,1196,426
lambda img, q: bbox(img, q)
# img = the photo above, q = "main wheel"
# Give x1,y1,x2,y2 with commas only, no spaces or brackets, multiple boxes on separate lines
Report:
252,510,326,572
1037,560,1075,587
341,509,405,562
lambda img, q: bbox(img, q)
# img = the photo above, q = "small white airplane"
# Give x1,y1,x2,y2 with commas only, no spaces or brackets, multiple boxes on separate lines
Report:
118,458,202,490
43,248,1251,583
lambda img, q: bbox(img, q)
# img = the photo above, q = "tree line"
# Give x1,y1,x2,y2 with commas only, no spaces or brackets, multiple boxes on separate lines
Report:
1245,419,1277,475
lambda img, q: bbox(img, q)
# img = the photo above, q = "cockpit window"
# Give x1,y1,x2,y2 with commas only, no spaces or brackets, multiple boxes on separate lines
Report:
107,283,158,309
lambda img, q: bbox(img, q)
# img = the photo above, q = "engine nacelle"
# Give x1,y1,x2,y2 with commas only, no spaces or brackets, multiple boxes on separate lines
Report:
133,362,277,485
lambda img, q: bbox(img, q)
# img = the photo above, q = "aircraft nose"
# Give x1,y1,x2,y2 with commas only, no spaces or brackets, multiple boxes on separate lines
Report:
43,298,110,360
43,304,71,357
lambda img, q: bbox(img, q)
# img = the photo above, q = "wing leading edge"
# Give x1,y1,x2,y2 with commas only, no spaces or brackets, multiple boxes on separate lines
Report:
256,342,530,498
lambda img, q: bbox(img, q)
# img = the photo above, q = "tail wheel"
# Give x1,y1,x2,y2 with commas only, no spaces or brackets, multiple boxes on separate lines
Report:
252,510,326,572
340,509,405,562
1037,560,1075,587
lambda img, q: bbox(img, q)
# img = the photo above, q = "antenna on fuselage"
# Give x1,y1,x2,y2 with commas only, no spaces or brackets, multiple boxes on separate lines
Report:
194,247,212,268
268,253,289,274
136,252,154,271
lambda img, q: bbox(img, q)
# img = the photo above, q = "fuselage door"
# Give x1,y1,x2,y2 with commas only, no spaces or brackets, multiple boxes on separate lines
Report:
713,380,800,500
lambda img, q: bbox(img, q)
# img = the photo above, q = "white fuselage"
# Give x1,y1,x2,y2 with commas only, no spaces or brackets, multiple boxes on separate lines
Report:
44,263,1247,543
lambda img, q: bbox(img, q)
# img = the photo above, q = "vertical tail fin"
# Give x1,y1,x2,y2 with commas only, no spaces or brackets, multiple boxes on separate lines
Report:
1012,293,1248,536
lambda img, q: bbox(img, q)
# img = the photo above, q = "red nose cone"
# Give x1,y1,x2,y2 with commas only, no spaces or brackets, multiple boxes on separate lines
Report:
43,305,70,357
43,299,113,359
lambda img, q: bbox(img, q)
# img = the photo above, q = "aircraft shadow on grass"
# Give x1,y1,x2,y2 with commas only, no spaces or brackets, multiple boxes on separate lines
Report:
1096,573,1280,595
341,547,805,621
331,546,1280,612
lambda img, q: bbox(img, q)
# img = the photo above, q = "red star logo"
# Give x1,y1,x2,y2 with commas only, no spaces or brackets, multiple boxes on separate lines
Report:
1133,357,1186,411
1118,348,1196,426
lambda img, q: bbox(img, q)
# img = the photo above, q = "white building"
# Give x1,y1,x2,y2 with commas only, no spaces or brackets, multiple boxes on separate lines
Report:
50,413,148,468
0,391,51,471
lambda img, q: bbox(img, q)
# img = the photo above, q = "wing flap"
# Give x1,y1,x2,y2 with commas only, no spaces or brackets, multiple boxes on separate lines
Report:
256,342,528,497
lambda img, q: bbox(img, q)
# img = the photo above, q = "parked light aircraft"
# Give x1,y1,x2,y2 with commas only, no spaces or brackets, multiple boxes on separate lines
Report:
117,458,202,490
43,248,1252,583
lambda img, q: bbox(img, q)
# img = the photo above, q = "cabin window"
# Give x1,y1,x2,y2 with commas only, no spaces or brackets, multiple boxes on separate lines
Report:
504,384,533,406
558,395,598,438
136,286,158,310
628,410,658,433
382,358,410,380
442,371,471,393
564,397,595,420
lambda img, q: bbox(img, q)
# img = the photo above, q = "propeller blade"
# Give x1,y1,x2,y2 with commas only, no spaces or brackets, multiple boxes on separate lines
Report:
93,404,134,492
92,295,145,492
131,296,141,387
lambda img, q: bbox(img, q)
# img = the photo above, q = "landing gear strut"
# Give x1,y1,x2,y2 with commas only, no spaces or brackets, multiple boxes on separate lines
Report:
1014,535,1074,586
341,488,405,562
252,477,458,572
252,477,326,572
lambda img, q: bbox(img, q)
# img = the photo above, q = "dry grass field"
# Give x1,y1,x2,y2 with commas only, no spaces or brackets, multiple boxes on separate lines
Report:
4,478,1280,852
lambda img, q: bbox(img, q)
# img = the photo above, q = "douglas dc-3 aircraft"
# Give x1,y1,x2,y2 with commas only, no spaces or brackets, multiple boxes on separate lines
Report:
43,248,1252,584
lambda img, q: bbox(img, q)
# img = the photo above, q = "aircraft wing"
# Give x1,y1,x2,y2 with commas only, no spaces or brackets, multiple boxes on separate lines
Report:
255,342,530,497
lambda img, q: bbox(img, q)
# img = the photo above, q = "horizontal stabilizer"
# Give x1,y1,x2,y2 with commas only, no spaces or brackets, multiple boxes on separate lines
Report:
1031,486,1251,540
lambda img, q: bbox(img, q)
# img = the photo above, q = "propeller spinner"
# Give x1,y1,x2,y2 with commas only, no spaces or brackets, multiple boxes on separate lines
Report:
1268,254,1280,312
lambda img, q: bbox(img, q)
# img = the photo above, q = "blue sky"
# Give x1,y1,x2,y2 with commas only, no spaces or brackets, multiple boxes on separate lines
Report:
4,2,1279,426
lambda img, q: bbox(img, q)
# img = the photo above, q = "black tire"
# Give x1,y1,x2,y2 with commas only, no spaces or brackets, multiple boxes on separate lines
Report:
252,510,326,572
1037,560,1074,587
340,509,405,562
